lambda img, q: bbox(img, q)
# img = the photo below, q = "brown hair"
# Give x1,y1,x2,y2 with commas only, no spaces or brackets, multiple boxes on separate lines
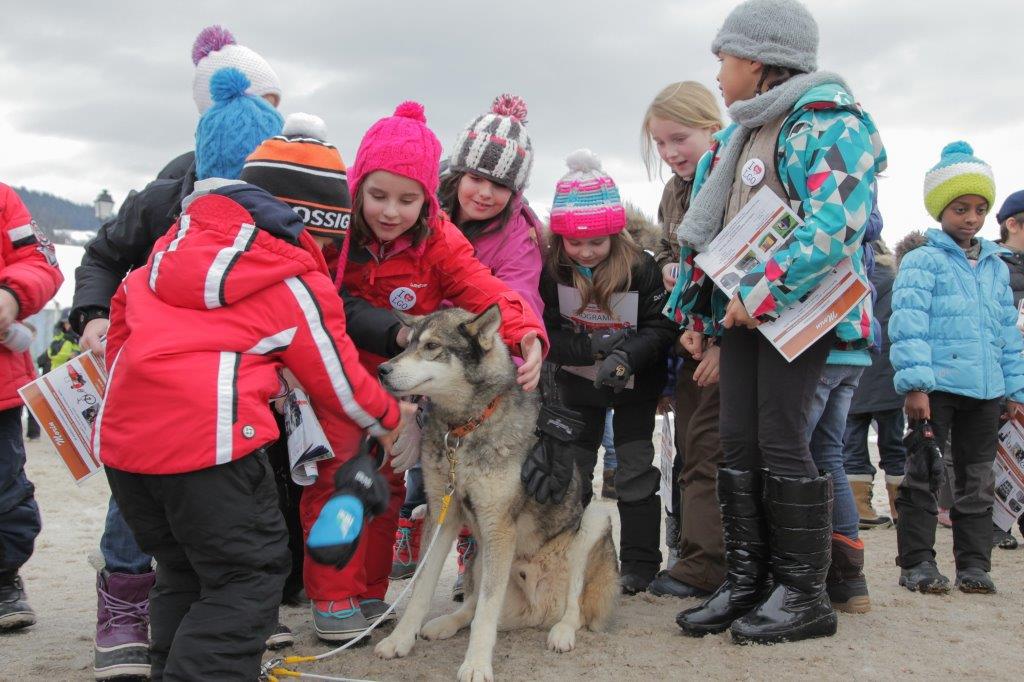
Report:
438,171,517,242
545,231,642,317
1000,212,1024,243
348,185,431,249
641,81,724,179
757,65,805,94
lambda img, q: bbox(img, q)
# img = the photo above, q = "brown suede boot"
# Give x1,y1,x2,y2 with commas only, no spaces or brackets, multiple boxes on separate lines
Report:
849,476,892,529
885,475,903,525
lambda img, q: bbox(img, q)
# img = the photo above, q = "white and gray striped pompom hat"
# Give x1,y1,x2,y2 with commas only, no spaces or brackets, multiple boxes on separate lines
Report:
447,94,533,193
923,141,995,220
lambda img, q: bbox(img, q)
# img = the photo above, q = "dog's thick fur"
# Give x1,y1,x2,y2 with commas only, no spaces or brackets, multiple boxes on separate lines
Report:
374,305,618,682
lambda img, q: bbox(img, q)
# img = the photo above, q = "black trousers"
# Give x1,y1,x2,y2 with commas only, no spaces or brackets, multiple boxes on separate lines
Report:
718,326,833,477
0,407,39,574
896,391,1000,571
106,451,290,682
569,398,662,573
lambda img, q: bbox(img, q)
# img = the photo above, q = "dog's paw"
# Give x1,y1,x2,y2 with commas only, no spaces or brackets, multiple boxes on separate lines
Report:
421,614,463,641
457,657,494,682
375,631,415,659
547,622,577,652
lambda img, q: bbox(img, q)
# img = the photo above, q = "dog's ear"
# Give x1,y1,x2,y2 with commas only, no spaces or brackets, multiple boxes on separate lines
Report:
460,304,503,352
393,311,425,329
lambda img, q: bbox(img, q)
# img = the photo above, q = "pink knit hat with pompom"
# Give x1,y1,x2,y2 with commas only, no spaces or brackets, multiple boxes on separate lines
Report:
349,101,443,223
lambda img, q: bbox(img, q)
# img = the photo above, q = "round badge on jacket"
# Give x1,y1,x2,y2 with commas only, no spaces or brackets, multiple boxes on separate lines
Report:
741,159,766,187
389,287,417,311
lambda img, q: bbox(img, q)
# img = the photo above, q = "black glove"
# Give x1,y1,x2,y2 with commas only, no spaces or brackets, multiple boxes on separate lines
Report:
593,349,633,393
307,442,390,569
521,404,586,505
903,420,945,496
590,328,630,360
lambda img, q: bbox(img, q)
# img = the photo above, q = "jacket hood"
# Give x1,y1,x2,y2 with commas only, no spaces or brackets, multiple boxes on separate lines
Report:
895,230,928,265
793,83,888,176
147,180,327,310
624,202,659,253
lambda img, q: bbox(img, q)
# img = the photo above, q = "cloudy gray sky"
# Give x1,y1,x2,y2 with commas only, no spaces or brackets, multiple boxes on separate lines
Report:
2,0,1022,245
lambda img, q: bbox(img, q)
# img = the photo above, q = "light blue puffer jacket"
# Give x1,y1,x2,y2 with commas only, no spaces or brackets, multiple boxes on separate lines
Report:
889,228,1024,401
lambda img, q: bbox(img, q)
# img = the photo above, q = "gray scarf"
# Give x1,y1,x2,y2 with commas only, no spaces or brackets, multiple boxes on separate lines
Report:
676,71,851,252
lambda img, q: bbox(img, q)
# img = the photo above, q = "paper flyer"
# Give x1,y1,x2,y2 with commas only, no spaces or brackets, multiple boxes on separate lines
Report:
993,414,1024,531
283,386,335,486
694,187,869,362
19,352,107,485
556,284,638,389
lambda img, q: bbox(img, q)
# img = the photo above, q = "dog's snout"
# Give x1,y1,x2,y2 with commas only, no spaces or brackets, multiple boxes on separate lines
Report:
378,364,393,379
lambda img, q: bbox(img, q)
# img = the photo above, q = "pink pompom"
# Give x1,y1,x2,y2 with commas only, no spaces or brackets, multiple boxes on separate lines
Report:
192,25,236,65
393,101,426,123
491,94,528,123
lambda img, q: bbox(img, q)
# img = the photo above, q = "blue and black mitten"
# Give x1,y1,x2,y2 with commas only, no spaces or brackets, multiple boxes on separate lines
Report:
307,441,390,569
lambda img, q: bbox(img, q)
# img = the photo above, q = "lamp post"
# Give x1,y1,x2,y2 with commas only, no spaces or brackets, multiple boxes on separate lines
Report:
93,190,114,221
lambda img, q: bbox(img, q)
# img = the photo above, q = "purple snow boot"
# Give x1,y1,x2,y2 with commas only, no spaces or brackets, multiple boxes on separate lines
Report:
94,570,154,680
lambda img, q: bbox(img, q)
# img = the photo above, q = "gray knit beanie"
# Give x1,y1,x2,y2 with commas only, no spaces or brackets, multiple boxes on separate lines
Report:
711,0,819,73
448,94,533,193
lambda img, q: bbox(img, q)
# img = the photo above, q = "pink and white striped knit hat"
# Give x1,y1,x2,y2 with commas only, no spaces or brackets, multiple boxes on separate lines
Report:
549,149,626,238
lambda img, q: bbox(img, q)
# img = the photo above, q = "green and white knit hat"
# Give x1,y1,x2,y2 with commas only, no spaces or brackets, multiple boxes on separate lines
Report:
924,141,995,220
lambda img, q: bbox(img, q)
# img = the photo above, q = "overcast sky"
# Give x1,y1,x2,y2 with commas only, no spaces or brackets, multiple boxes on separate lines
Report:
2,0,1022,246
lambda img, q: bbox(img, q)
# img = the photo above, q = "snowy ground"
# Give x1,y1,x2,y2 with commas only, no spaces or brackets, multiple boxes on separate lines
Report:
7,437,1024,681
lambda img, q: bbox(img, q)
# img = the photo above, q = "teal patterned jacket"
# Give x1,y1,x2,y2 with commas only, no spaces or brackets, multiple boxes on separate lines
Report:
665,83,887,347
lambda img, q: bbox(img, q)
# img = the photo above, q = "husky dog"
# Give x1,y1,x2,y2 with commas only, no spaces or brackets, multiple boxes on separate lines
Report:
374,305,618,682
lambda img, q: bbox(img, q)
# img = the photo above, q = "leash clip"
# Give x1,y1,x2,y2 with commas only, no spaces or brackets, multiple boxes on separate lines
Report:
259,657,283,682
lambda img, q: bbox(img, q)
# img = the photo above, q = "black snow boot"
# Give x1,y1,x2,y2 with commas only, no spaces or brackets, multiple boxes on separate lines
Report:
618,495,662,595
676,468,770,636
730,473,837,645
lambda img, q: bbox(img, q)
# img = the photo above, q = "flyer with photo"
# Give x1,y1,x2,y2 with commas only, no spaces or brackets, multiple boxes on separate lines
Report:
282,386,335,486
694,187,869,362
556,284,638,389
19,352,107,485
993,414,1024,531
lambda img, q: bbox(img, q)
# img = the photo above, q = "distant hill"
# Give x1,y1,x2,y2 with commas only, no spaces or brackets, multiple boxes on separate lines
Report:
14,187,105,244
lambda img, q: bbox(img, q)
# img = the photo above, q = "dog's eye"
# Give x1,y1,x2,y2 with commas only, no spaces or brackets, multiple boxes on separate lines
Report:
424,341,441,351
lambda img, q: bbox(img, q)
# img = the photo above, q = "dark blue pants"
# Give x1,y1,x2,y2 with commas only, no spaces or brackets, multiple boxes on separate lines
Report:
0,407,41,573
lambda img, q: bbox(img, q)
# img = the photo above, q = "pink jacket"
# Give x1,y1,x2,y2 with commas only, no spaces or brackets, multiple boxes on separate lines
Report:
468,197,544,318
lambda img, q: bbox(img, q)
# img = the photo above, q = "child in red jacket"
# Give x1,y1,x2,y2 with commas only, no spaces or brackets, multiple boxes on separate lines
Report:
98,176,403,679
0,183,63,633
303,101,547,642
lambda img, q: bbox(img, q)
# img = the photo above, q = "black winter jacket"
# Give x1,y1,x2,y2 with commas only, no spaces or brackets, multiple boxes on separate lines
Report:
999,247,1024,307
540,251,677,407
70,159,401,357
850,254,902,413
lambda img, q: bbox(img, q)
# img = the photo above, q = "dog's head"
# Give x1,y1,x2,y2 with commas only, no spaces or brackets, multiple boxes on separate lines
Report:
378,305,515,408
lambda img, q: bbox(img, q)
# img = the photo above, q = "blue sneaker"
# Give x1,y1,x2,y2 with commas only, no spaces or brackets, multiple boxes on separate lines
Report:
311,598,371,643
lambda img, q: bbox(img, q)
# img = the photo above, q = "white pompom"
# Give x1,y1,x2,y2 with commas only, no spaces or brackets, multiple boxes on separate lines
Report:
565,148,602,173
283,112,328,140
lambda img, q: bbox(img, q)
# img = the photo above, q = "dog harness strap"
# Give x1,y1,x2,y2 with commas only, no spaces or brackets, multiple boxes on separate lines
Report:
447,395,503,438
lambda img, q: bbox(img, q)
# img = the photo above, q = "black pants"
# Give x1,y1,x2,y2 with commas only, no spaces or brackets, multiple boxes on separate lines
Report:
896,392,1000,571
569,398,662,573
0,407,39,574
106,452,290,681
266,415,305,603
718,327,832,477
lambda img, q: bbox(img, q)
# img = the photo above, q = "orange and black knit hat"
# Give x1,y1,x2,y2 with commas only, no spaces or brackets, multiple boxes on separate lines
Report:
240,113,351,239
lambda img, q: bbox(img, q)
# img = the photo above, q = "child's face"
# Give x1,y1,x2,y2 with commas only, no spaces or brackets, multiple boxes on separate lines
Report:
563,236,612,269
716,52,761,106
457,173,513,222
648,117,714,180
940,194,989,248
360,171,426,242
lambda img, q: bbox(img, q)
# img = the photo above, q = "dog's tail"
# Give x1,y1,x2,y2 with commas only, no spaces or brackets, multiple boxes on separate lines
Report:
580,517,619,631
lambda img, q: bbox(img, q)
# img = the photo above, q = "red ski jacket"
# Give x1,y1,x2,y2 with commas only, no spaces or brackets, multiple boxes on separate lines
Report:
97,182,400,474
0,184,64,410
340,214,547,368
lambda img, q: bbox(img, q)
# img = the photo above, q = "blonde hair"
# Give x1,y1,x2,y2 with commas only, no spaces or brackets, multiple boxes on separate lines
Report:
641,81,724,179
545,231,642,317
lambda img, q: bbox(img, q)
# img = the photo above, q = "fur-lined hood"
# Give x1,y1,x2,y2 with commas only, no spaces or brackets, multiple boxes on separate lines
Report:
895,231,928,266
623,202,660,254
